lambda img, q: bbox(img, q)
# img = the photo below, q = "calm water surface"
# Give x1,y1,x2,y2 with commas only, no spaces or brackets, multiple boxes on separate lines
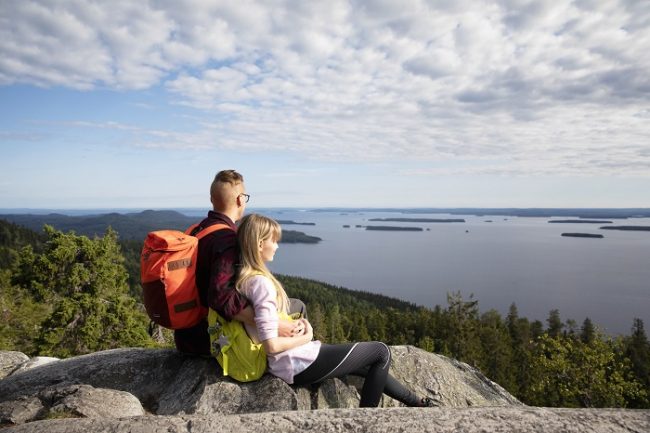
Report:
257,209,650,335
184,208,649,335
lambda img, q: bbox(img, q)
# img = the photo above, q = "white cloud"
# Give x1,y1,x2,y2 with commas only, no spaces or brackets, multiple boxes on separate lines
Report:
1,0,649,176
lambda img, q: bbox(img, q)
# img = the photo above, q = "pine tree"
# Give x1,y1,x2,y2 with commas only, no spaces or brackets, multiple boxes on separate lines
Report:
580,317,596,344
510,316,534,401
366,309,387,341
478,309,515,391
0,269,50,354
530,320,544,339
327,304,347,343
528,333,645,407
546,309,563,338
12,226,152,357
308,302,328,342
506,303,519,340
565,319,578,339
444,291,482,366
350,314,370,341
624,318,650,408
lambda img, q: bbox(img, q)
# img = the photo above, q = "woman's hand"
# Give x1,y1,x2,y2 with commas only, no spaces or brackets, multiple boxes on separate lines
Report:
278,317,312,337
278,317,302,337
292,318,310,336
302,319,313,340
263,318,315,354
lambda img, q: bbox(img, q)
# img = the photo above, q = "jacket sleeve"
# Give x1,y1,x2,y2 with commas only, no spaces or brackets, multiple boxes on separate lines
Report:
244,276,279,341
206,230,249,320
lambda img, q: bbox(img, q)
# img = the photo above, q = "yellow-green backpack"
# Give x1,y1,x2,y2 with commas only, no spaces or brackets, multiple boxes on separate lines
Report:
207,308,301,382
208,308,267,382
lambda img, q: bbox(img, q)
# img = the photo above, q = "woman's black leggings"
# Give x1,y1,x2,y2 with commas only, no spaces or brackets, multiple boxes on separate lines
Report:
292,341,421,407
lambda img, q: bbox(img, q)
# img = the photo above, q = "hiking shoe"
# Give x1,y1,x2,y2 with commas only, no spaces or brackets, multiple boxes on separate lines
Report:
419,397,438,407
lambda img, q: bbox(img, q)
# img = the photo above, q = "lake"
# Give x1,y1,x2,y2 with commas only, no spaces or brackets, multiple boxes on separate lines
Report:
224,208,650,336
12,206,646,335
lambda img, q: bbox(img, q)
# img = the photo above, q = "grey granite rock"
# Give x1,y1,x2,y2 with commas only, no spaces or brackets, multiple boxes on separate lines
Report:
42,384,145,419
5,407,650,433
0,384,143,426
9,357,59,376
0,351,29,379
0,348,185,413
0,345,521,427
0,395,45,425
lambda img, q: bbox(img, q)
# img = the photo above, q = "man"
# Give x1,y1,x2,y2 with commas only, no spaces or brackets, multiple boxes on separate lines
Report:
174,169,305,355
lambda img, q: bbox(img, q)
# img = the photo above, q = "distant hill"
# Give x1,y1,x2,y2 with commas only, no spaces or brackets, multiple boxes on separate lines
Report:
0,210,321,243
312,208,650,219
0,219,47,268
0,210,197,240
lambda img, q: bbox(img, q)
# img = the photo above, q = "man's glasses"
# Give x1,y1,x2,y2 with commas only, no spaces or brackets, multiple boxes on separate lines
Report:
239,193,250,203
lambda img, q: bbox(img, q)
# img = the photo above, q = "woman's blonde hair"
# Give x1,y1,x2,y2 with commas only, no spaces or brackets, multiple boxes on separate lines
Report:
236,214,290,313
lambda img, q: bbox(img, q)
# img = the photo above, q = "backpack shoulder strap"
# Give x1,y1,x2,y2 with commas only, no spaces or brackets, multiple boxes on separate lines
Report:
186,222,231,240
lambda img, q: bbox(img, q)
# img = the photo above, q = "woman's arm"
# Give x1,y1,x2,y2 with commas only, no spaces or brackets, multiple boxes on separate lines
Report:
244,276,313,353
262,319,313,354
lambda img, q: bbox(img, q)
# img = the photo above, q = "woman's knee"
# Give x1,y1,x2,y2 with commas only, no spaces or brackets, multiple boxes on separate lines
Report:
377,342,391,369
358,341,391,369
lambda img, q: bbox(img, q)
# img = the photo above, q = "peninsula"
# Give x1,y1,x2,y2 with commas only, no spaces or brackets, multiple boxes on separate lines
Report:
279,230,321,243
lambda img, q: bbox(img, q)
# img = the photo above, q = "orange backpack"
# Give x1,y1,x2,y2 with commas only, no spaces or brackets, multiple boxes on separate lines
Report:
140,223,230,329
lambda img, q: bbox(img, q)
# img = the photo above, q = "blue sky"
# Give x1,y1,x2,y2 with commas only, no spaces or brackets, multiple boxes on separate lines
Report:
1,0,649,209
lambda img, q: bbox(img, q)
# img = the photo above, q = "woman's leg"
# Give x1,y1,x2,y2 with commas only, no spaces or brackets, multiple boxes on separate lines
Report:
351,366,423,407
293,341,392,407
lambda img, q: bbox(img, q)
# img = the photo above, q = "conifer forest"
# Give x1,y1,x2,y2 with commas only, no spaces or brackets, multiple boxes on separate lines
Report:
1,219,648,408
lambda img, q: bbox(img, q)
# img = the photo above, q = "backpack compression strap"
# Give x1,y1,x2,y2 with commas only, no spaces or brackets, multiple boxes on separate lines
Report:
185,222,231,239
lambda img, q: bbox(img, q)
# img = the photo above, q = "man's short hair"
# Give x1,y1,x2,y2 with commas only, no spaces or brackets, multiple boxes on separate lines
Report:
210,170,244,209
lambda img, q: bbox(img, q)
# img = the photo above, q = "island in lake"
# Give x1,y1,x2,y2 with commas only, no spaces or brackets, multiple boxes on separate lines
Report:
277,220,316,226
281,230,322,243
366,226,423,232
549,220,613,224
368,218,465,223
599,226,650,232
561,233,604,238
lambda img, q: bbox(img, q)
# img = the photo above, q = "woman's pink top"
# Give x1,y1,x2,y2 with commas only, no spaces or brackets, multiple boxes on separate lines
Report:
239,275,321,384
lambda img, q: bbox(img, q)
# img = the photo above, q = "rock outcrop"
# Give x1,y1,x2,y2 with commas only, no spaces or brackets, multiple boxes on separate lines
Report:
0,351,28,379
0,346,518,427
2,347,648,432
5,407,650,433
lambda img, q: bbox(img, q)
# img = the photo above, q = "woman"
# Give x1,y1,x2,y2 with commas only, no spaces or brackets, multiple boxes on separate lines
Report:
236,213,434,407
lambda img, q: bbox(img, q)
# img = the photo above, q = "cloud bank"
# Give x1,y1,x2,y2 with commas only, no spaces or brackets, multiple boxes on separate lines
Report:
1,0,649,175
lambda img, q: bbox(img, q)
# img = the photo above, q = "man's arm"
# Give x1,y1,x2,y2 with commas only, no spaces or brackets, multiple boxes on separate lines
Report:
207,231,249,319
232,305,255,325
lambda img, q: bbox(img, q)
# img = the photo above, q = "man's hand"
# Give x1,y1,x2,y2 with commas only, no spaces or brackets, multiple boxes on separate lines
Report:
278,317,308,337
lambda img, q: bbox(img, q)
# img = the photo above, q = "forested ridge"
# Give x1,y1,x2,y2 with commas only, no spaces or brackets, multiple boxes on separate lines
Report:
1,218,648,408
0,211,321,243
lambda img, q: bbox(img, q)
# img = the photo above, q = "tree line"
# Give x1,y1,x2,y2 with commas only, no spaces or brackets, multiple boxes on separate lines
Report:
0,219,648,408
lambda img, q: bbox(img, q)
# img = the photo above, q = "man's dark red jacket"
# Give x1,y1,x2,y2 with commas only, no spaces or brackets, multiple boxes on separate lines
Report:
173,211,250,355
